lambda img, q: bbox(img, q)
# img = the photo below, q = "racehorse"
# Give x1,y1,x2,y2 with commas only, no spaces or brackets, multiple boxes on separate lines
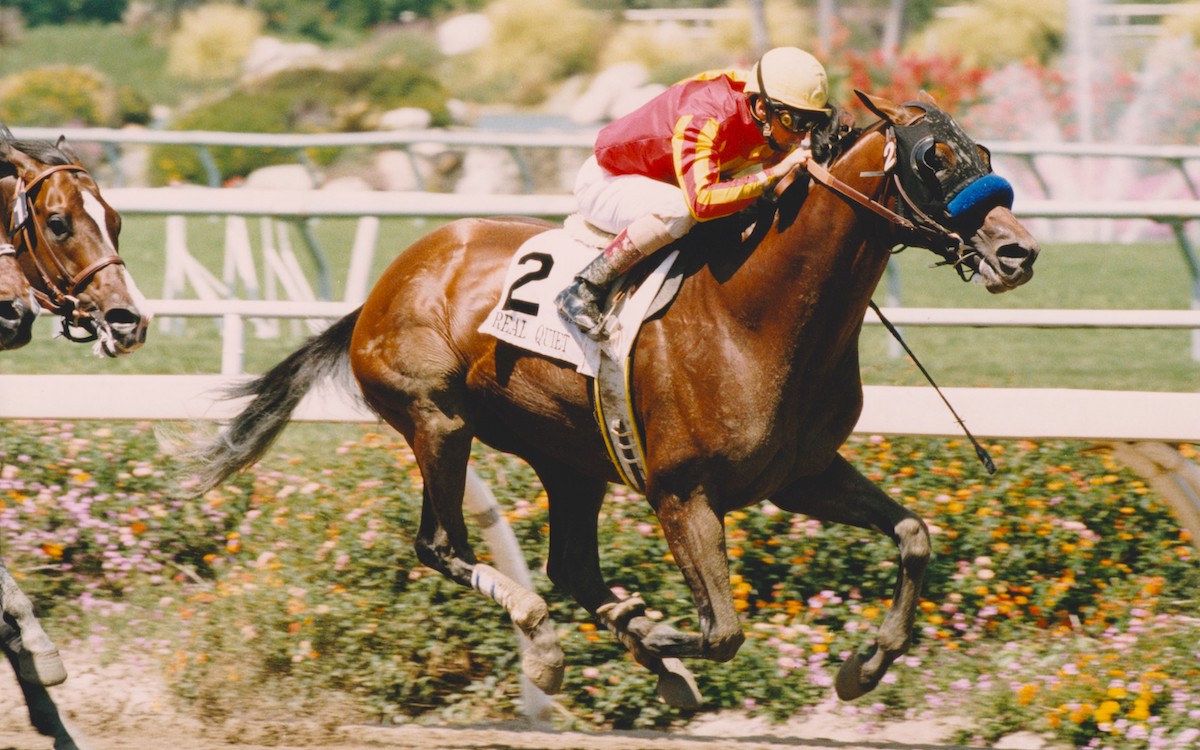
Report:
1,125,151,749
1,124,150,356
0,246,37,349
185,92,1039,706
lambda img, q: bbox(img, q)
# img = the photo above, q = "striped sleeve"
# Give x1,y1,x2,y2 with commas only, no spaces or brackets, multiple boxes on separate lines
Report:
672,114,773,221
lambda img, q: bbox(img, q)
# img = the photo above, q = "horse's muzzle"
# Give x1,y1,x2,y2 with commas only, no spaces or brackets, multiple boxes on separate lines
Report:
0,297,36,349
974,206,1040,293
99,305,149,356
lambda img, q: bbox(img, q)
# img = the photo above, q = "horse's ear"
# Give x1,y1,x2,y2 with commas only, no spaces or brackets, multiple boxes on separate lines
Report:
55,135,82,164
854,90,924,127
855,90,901,122
916,90,938,107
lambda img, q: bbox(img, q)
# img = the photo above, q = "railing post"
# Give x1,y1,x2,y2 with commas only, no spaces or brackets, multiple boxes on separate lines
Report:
220,313,245,375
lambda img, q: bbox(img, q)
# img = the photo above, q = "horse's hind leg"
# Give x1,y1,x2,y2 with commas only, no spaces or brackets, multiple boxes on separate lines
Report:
2,627,80,750
362,377,563,693
772,455,931,700
1,562,66,686
538,461,701,706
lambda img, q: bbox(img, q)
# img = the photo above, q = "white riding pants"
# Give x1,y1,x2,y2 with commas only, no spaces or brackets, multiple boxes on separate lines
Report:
574,155,697,253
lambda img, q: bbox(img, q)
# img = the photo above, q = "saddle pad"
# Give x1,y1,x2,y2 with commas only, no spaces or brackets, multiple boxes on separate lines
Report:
479,226,679,378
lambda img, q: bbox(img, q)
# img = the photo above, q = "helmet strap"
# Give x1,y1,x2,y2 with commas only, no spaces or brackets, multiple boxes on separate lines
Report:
754,61,789,153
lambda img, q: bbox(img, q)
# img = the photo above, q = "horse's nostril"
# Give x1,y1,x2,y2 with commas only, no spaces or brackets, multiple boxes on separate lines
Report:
105,307,142,329
0,300,22,323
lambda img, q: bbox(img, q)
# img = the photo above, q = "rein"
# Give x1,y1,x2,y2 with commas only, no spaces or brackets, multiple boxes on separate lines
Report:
777,130,997,474
6,163,125,341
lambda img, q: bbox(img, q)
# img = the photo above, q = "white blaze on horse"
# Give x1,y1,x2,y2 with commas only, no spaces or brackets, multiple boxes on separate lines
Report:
185,92,1038,706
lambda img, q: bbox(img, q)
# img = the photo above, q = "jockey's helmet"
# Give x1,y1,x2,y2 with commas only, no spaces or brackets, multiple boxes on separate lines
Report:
746,47,830,114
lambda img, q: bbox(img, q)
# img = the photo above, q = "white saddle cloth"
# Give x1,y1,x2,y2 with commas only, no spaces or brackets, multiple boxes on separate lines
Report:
479,215,678,377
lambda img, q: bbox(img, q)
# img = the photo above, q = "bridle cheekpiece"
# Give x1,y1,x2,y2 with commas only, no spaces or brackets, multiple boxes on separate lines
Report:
6,162,126,342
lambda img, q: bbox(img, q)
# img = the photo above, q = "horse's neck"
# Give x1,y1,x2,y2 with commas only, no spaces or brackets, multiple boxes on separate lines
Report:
737,129,893,354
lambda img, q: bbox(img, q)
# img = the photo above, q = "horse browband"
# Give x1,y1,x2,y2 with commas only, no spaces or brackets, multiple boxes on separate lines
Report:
7,163,126,331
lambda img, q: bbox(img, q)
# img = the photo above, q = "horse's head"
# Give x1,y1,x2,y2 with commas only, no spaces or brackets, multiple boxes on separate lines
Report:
857,91,1039,293
0,125,149,356
0,251,37,350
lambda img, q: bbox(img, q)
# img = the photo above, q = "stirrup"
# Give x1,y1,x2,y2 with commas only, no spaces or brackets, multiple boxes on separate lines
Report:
556,283,618,341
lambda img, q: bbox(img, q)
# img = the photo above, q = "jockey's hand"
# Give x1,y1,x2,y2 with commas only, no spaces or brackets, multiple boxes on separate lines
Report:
777,146,812,175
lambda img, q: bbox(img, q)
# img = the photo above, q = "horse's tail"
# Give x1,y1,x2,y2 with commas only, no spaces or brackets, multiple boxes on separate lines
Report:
184,307,362,495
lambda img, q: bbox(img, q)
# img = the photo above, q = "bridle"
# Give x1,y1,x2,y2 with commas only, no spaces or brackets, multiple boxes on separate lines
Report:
806,136,978,280
5,162,126,341
778,115,1013,282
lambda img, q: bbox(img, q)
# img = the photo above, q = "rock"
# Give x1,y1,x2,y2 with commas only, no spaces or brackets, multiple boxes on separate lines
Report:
609,83,666,120
569,62,650,126
320,176,373,192
372,150,426,191
437,13,491,56
243,164,316,190
242,37,322,78
377,107,433,131
454,148,523,194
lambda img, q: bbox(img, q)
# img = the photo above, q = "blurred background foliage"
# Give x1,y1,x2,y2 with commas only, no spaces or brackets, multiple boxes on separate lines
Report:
0,0,1195,174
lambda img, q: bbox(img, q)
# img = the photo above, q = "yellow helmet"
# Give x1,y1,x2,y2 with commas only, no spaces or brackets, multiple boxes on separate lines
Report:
745,47,830,114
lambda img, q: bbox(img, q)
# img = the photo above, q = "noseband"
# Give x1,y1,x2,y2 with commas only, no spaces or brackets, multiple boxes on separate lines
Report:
6,163,126,341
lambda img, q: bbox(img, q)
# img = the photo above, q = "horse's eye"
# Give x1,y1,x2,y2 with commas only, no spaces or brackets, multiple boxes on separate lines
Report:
46,214,72,239
922,146,944,172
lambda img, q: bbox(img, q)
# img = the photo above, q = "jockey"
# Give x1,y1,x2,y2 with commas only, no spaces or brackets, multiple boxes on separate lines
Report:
556,46,832,341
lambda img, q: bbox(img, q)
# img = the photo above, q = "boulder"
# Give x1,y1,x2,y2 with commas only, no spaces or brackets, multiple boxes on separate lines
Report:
377,107,433,131
437,13,491,56
569,63,650,126
243,164,317,190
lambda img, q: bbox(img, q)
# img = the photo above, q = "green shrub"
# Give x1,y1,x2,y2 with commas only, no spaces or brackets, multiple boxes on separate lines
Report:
0,65,118,126
149,64,451,185
908,0,1066,68
167,3,266,82
444,0,606,105
1162,3,1200,44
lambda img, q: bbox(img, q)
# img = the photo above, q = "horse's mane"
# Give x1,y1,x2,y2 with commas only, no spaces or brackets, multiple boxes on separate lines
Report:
0,122,73,174
7,139,72,167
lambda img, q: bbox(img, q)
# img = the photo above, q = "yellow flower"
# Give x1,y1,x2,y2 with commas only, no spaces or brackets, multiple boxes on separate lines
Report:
1016,683,1039,705
1107,686,1127,700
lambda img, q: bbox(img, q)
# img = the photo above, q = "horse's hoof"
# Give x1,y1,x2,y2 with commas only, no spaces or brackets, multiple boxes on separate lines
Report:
522,645,565,695
655,658,702,708
834,651,875,701
18,648,68,687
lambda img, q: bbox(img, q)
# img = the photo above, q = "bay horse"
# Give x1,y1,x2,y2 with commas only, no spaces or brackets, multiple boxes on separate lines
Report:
1,124,150,356
1,125,151,750
0,246,37,349
186,92,1039,706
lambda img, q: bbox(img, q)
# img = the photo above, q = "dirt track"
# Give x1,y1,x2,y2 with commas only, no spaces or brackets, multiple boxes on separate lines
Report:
0,721,983,750
0,652,1002,750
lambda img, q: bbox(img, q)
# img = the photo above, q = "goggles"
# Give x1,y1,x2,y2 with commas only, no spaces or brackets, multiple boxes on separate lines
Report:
774,106,824,135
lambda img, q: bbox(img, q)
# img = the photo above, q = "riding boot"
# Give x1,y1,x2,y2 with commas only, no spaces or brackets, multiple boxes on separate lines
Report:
555,228,645,341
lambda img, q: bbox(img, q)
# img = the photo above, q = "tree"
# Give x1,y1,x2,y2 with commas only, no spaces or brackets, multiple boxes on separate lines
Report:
4,0,128,27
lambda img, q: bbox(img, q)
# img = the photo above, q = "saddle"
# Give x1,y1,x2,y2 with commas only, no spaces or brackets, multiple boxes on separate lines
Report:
480,216,686,490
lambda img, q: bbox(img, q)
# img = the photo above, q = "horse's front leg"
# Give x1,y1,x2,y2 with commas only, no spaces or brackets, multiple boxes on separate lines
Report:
772,454,931,700
642,486,745,662
1,562,67,687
